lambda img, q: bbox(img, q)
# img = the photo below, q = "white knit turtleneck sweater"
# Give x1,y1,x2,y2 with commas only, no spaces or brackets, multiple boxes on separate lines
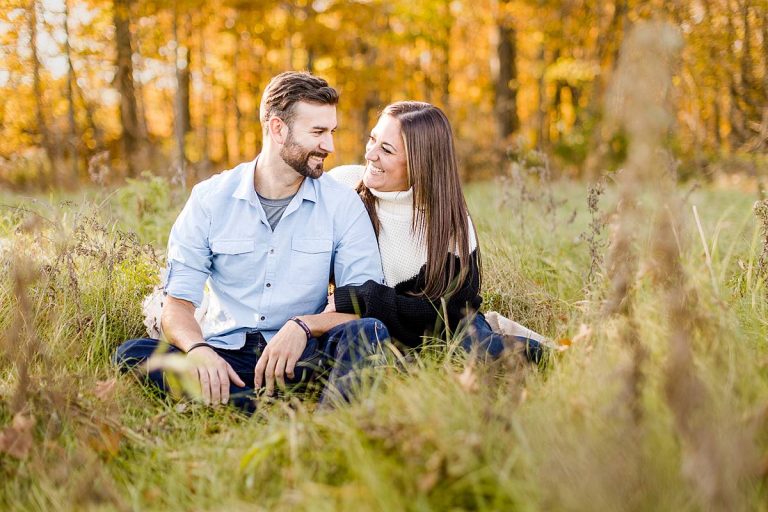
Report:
328,165,476,287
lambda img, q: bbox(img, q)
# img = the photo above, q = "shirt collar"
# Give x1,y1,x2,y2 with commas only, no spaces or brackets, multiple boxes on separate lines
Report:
232,155,318,204
232,157,258,202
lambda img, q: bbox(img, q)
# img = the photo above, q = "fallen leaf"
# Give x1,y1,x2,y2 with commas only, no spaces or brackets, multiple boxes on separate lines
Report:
0,413,36,459
86,423,122,458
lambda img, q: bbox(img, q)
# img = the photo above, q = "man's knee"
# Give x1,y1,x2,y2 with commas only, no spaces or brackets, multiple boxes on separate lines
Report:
113,338,160,368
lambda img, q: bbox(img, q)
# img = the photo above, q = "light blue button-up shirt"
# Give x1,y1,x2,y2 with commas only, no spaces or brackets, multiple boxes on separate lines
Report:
164,158,384,349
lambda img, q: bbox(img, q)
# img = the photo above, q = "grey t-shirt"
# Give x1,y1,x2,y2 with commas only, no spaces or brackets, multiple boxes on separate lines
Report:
257,192,295,231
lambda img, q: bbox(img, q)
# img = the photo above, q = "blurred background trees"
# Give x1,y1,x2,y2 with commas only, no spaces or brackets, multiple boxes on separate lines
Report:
0,0,766,189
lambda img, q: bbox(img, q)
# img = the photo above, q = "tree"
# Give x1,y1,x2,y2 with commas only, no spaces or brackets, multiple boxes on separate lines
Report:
63,0,79,185
494,0,520,141
28,0,56,184
113,0,143,177
172,2,191,187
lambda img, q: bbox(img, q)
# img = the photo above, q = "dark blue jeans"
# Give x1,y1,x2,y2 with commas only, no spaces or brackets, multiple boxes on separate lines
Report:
113,318,390,413
458,313,545,363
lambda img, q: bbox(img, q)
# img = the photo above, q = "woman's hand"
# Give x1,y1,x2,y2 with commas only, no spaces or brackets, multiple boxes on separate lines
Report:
324,294,336,313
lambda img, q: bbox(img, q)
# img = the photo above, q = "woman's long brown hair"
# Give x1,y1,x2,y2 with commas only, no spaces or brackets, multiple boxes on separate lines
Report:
357,101,479,300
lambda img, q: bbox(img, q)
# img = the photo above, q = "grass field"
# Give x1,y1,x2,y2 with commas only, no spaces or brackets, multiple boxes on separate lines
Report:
1,173,767,511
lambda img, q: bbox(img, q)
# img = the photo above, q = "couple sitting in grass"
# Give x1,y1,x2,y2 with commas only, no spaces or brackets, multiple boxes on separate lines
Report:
114,71,546,413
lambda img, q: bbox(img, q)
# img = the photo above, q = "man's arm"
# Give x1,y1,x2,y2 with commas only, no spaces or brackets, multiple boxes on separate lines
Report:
252,311,359,394
161,296,205,352
161,185,244,406
301,312,360,336
253,193,383,394
161,296,245,405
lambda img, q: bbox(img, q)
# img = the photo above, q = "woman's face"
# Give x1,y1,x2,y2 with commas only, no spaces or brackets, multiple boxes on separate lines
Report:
362,114,409,192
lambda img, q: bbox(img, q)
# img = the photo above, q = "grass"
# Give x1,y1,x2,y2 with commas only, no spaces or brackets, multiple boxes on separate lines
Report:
1,173,767,511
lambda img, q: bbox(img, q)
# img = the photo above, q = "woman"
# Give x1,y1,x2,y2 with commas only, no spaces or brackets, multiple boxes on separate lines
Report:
327,101,545,362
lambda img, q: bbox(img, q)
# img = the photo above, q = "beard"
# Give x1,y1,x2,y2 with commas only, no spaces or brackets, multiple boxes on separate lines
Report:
280,131,328,179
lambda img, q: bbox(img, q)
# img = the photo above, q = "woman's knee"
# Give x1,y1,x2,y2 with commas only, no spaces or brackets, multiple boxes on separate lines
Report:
330,318,390,357
353,318,390,349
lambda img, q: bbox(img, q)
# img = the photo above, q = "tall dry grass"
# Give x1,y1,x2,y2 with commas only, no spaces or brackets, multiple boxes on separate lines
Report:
1,21,767,511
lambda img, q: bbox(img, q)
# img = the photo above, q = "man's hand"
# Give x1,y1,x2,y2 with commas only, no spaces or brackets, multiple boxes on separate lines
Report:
187,346,245,405
254,321,308,395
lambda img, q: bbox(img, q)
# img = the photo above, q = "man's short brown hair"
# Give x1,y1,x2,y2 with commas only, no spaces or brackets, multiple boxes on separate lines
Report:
259,71,339,129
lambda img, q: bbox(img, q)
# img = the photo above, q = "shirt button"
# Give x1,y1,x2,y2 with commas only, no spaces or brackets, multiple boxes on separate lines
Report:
266,283,271,287
269,248,274,254
260,316,265,321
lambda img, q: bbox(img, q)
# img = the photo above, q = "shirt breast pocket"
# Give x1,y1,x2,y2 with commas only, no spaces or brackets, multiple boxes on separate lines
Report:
210,239,256,284
289,237,333,285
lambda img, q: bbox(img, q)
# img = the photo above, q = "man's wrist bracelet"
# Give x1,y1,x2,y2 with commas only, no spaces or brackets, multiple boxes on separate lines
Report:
186,342,211,354
289,316,312,340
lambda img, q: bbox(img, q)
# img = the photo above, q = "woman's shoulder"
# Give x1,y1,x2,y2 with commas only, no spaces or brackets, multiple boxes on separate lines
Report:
327,164,365,189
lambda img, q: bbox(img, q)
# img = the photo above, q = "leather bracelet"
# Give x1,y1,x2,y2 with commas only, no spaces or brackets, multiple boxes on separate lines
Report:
289,316,312,340
186,342,211,354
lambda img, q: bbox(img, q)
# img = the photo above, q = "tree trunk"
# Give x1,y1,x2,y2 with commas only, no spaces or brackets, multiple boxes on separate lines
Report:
736,0,762,124
304,4,316,73
232,20,242,162
179,14,192,137
131,29,151,142
762,8,768,104
28,0,57,186
113,0,142,177
63,0,79,186
583,0,629,179
589,0,628,109
568,84,583,127
439,0,452,111
173,3,188,189
535,45,549,148
725,0,748,148
73,73,105,151
198,15,211,173
553,80,564,142
306,46,315,73
494,0,519,141
359,42,379,154
421,52,433,104
740,0,753,103
713,95,722,147
221,89,231,166
700,0,722,150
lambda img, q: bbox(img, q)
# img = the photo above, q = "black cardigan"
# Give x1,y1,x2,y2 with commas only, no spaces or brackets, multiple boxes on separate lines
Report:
333,250,482,347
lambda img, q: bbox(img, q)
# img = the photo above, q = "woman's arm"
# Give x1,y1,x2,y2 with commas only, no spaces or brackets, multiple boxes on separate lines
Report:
333,280,441,347
333,251,482,347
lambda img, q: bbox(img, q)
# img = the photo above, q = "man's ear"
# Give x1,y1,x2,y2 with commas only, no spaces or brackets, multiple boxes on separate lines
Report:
268,117,288,145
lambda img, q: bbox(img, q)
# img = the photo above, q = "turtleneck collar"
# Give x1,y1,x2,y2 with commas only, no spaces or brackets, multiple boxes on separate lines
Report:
369,187,414,219
369,186,413,201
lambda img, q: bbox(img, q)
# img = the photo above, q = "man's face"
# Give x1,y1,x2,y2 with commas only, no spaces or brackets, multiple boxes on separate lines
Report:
279,102,337,179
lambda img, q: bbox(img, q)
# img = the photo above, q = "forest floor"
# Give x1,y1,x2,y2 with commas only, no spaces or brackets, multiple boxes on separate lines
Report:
1,173,767,511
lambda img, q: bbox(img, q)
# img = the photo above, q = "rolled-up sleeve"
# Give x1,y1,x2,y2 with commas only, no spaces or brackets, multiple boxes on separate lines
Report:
333,196,384,287
164,185,212,307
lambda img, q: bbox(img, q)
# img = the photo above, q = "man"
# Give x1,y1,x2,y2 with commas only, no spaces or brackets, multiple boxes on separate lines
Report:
114,71,388,411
